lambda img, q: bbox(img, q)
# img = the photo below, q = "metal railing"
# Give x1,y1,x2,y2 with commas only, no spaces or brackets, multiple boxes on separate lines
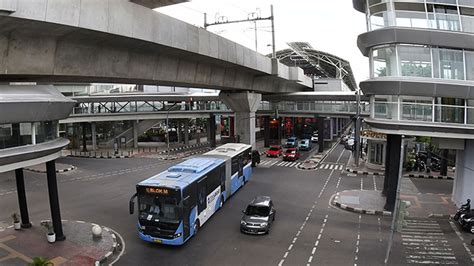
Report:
373,101,474,125
70,100,368,117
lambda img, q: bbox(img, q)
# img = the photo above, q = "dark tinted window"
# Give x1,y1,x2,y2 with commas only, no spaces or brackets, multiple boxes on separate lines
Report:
242,148,251,165
245,205,270,217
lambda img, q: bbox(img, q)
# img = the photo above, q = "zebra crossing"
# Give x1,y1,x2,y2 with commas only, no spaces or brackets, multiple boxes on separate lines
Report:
258,159,302,168
402,219,458,265
318,163,345,171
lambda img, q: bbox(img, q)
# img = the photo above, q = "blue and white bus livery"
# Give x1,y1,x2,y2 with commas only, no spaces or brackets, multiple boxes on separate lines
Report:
129,143,252,245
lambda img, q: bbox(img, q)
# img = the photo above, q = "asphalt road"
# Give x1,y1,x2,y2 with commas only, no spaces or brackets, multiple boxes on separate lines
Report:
0,143,472,265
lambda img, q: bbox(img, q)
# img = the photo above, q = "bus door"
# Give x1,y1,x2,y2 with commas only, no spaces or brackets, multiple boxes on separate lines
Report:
183,196,191,239
238,154,243,177
197,177,207,215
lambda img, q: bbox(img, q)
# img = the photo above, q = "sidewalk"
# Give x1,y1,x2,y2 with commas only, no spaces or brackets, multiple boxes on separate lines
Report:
331,177,457,218
0,220,122,265
345,157,455,179
66,135,221,159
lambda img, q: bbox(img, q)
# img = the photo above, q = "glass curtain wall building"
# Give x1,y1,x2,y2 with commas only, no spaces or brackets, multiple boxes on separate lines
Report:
354,0,474,132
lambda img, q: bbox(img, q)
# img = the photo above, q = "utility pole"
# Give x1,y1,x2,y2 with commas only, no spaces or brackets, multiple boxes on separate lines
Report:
204,5,276,57
354,89,361,166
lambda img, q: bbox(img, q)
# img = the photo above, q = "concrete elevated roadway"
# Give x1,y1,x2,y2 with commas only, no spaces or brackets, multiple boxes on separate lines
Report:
0,0,312,93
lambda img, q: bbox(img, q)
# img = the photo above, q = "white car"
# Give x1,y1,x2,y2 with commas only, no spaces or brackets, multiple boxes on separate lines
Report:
311,134,318,142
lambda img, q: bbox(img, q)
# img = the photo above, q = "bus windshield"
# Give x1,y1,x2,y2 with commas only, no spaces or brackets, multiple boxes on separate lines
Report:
138,194,181,223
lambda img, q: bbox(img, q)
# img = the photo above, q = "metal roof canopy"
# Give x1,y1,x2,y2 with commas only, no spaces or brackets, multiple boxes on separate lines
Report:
276,42,357,91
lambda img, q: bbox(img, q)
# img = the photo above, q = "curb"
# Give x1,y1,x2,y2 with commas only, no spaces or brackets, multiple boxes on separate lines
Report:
25,166,76,174
333,201,392,216
297,140,341,170
97,226,119,265
332,192,392,216
345,169,383,176
345,169,455,180
405,174,454,180
69,154,132,159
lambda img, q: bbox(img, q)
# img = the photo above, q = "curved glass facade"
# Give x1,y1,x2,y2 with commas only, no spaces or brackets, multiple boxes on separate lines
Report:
370,44,474,80
367,0,474,33
0,121,58,150
372,95,474,124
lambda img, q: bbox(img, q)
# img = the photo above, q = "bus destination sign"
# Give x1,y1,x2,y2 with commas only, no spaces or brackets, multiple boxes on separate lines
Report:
145,187,170,195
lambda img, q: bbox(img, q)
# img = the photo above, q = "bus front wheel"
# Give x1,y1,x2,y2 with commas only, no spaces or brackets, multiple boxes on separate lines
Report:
193,220,200,236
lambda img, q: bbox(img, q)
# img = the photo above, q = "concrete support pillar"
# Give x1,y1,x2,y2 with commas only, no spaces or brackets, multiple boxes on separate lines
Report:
15,169,31,228
220,92,261,150
440,149,448,176
46,160,65,241
230,117,235,137
132,120,138,149
384,134,402,212
31,123,36,145
91,122,97,151
382,135,393,196
208,114,216,148
452,140,474,206
184,120,189,145
177,121,181,144
263,116,270,148
317,116,324,153
81,122,87,152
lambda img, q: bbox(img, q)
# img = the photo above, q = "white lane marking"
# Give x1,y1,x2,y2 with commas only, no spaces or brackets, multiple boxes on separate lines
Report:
360,178,363,190
288,244,293,250
277,162,285,166
324,164,329,169
270,161,279,166
295,163,301,168
278,260,284,266
312,247,316,254
283,252,289,258
308,256,313,263
329,165,334,170
373,175,377,191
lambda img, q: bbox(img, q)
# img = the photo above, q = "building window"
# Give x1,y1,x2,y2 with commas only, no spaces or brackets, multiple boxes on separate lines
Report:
0,123,33,149
369,142,384,165
433,48,465,80
398,45,432,77
372,46,397,77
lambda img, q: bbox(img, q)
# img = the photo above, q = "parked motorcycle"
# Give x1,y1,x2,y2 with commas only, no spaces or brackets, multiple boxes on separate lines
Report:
454,199,471,221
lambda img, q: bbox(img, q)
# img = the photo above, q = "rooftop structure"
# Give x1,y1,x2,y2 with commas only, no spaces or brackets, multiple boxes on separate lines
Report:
276,42,357,91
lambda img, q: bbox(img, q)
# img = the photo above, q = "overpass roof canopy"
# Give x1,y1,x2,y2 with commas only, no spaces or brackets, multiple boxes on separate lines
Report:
275,42,357,91
130,0,188,9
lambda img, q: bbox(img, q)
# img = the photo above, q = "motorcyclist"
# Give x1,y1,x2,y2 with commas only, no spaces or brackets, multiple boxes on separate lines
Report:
461,199,471,211
454,199,471,221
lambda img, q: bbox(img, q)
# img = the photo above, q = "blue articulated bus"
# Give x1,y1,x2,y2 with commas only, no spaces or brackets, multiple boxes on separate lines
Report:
129,143,252,245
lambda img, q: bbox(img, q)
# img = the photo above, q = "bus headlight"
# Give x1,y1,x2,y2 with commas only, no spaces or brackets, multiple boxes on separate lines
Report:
241,221,247,226
139,225,146,230
173,233,182,238
260,222,268,227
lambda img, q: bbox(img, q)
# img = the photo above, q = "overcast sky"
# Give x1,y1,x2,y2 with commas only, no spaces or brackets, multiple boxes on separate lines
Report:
158,0,369,85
